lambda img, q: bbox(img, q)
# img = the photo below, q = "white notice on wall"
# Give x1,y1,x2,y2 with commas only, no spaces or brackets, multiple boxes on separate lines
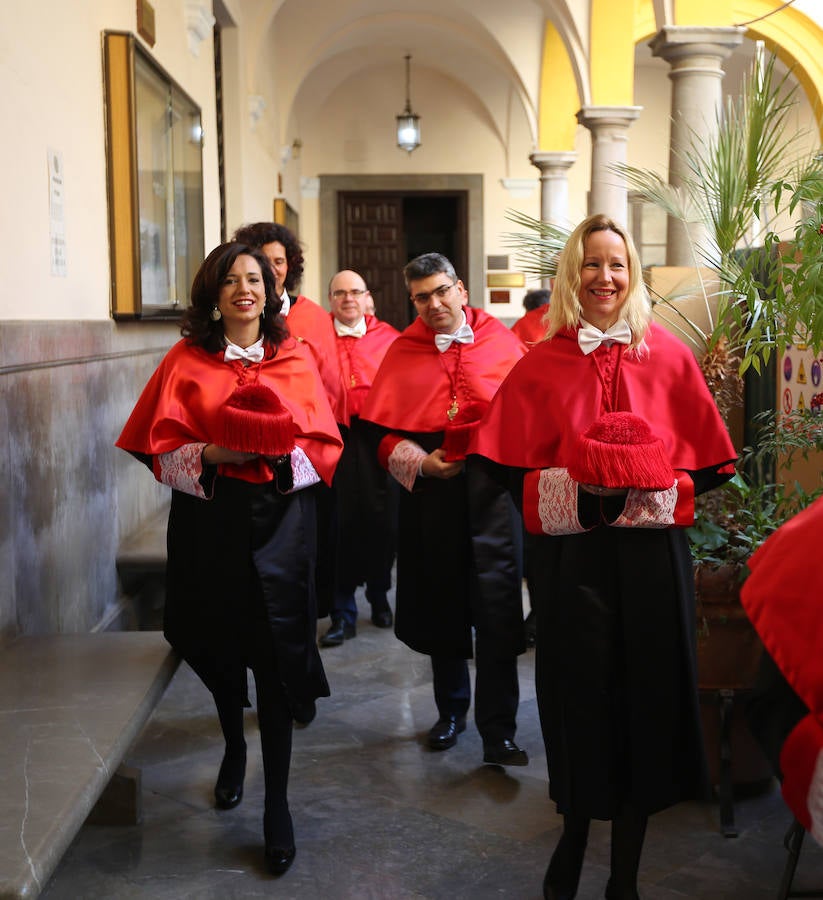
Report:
48,148,67,277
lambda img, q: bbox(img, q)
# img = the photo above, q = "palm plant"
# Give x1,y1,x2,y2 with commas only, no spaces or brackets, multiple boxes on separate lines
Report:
615,52,823,375
502,53,823,567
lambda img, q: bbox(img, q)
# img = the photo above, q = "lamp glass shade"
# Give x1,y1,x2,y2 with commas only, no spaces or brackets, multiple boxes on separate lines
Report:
396,113,421,153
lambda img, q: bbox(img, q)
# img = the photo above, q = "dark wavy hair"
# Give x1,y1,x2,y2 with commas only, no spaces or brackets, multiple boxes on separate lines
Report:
232,222,304,292
180,243,288,354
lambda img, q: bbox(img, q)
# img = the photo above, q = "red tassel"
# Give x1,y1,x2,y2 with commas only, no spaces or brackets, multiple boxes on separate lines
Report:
567,412,674,490
217,383,296,457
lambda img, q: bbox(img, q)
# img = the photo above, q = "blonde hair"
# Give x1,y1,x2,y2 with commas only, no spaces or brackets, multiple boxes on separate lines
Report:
546,214,650,349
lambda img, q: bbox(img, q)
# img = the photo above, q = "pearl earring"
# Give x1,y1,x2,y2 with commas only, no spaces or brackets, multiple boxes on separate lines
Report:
210,305,222,322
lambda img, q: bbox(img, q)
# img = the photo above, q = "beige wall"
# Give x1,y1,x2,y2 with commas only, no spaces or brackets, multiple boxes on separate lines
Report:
0,0,226,321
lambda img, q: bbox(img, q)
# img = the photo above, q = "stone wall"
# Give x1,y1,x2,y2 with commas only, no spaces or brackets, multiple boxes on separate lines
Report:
0,321,176,640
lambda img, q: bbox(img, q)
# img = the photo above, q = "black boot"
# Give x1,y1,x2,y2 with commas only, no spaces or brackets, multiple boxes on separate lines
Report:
213,693,246,809
254,665,296,875
543,816,590,899
606,804,647,900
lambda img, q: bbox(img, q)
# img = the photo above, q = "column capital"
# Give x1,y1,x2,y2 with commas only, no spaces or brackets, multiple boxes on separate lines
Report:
577,106,642,134
529,151,577,175
649,25,745,65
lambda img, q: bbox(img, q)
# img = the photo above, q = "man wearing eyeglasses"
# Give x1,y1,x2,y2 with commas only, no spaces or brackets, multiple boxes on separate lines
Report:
319,270,400,647
360,253,530,767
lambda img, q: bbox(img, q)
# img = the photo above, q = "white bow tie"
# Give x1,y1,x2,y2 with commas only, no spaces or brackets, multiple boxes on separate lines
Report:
577,320,632,355
435,323,475,353
334,317,367,338
224,338,265,363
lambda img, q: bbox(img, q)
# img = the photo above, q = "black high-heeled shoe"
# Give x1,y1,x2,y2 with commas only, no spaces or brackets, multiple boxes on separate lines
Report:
214,749,246,810
265,844,296,875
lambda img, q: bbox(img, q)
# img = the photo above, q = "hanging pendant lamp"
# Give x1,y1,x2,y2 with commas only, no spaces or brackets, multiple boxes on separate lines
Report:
396,54,421,153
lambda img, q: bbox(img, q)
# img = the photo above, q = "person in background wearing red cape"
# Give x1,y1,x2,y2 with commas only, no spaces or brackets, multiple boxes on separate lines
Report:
319,269,400,647
233,221,346,422
116,243,342,878
359,252,530,767
471,214,737,900
511,287,551,346
742,494,823,847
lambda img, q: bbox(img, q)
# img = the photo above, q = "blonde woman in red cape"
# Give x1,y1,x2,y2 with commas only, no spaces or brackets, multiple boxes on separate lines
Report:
117,242,342,877
471,214,737,899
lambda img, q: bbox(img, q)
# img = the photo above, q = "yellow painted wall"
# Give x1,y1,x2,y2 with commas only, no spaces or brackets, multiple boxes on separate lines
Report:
675,0,734,25
537,23,580,150
590,0,636,105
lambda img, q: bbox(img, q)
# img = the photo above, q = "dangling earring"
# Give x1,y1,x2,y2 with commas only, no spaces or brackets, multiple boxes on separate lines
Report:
210,305,222,322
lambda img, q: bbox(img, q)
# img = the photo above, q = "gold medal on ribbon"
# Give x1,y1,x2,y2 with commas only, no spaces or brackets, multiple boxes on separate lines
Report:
447,398,459,421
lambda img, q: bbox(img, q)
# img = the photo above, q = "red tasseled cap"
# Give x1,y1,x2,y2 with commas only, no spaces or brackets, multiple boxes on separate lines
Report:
567,411,675,490
217,383,296,457
441,400,489,462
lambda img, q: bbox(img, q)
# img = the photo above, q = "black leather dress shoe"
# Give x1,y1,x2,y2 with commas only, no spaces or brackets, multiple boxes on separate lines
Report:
483,739,529,766
371,608,394,628
292,699,316,727
428,714,467,750
214,751,246,809
319,619,356,647
265,844,296,876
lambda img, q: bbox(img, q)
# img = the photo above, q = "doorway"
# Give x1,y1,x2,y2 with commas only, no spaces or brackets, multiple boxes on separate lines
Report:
337,192,468,331
320,174,483,333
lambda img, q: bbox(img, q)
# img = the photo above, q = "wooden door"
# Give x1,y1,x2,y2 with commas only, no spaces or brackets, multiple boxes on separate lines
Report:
338,194,410,331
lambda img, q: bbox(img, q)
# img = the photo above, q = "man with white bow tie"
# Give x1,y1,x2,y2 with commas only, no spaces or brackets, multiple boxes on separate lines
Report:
319,270,400,647
360,253,530,766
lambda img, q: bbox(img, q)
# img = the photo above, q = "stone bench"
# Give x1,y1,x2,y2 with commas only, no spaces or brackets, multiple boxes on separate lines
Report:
0,632,179,899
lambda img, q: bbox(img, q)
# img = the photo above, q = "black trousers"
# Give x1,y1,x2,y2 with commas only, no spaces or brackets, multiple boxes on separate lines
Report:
430,630,520,744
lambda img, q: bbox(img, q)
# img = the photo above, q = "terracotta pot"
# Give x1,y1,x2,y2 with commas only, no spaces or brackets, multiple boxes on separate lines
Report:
695,564,764,691
694,563,772,787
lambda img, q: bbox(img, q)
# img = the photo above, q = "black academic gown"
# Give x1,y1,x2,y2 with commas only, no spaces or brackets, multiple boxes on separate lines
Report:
164,476,329,710
333,417,398,595
361,424,525,661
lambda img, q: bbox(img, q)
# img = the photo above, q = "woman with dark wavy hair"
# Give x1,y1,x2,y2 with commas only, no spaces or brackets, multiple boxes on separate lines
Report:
117,242,343,877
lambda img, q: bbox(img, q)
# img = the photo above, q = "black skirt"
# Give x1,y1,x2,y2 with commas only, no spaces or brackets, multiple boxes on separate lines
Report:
163,476,329,709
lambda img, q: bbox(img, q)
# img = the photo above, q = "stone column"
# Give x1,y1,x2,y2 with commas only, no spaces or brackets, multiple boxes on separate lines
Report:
529,151,577,226
649,25,745,266
529,151,577,287
576,106,642,225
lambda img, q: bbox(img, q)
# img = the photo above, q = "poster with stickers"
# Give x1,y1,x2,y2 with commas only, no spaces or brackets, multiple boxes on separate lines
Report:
779,343,823,415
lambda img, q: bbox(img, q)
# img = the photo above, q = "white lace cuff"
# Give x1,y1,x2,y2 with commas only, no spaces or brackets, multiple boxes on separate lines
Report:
388,439,427,492
157,443,209,498
523,468,588,535
611,483,677,528
287,446,321,492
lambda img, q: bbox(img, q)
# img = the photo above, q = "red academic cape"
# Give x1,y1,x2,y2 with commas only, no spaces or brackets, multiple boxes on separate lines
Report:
360,306,527,434
332,314,400,419
287,294,347,424
471,322,736,476
741,496,823,840
116,337,343,485
511,306,549,346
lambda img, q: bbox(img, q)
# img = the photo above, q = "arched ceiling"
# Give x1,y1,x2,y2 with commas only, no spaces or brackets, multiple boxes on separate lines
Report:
260,0,556,147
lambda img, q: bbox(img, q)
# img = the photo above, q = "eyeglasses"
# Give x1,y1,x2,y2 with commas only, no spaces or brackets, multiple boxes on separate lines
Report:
331,288,368,300
411,281,457,304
